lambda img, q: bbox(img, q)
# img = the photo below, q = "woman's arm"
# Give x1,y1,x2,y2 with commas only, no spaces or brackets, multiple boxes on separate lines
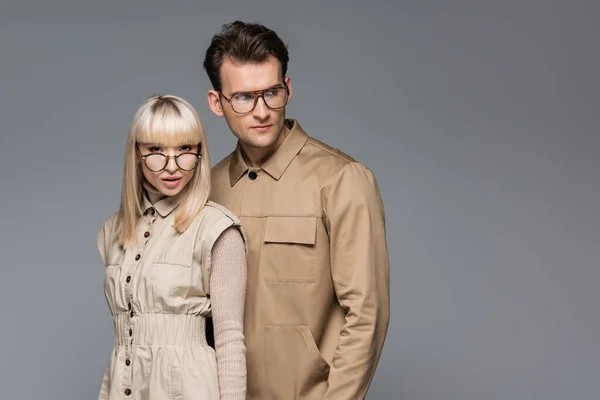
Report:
210,226,247,400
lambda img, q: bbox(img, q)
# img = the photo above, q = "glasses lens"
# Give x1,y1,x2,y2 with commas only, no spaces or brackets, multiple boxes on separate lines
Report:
231,93,256,114
176,153,199,171
263,87,288,109
145,154,167,171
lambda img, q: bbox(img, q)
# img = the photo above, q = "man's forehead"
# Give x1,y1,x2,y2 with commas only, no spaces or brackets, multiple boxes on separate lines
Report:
220,56,282,91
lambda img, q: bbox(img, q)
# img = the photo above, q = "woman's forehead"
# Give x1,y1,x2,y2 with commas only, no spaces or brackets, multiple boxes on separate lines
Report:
137,141,198,147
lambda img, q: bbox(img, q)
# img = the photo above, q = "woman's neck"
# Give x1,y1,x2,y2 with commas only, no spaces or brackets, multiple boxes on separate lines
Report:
143,180,167,204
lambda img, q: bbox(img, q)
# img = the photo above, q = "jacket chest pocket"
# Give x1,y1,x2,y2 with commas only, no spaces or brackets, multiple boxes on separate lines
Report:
150,240,195,299
150,262,192,301
262,216,317,283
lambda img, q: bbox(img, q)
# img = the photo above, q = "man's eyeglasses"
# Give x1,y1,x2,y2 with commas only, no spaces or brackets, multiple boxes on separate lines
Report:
137,145,201,172
218,83,289,114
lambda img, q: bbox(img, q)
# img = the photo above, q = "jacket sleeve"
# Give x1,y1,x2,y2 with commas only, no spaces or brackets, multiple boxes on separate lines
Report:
323,162,390,399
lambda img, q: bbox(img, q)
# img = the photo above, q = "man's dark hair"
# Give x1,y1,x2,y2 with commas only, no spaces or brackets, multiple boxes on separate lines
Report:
203,21,289,92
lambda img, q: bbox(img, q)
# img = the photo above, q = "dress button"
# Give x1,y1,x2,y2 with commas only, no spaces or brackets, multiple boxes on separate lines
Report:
126,276,131,283
128,302,132,311
135,254,141,261
124,388,131,396
125,358,131,366
130,311,134,318
144,231,150,238
248,170,258,180
150,208,155,215
129,329,133,336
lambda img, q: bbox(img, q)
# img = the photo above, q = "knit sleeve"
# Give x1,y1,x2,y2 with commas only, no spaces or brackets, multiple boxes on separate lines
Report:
210,226,247,399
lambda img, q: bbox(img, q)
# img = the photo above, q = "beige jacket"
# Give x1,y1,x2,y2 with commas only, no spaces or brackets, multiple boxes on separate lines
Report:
211,119,390,399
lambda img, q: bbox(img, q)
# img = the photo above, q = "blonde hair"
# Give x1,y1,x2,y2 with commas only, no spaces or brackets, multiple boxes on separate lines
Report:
116,94,211,248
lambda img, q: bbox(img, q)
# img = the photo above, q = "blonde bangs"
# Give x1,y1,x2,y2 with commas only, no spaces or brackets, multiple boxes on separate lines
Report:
135,98,202,147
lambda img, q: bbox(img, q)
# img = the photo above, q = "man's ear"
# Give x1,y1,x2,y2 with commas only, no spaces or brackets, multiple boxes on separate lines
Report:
207,90,224,117
284,76,292,103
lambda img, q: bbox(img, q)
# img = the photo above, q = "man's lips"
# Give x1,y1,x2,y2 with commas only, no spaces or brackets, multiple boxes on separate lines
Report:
251,124,272,131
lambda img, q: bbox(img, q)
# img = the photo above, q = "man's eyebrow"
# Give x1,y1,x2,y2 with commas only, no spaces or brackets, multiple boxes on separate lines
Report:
229,84,283,96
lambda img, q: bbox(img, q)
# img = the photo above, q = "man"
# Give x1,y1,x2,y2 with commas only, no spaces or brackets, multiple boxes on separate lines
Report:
204,21,390,399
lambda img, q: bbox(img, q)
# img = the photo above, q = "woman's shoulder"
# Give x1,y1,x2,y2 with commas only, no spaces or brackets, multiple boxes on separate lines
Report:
99,211,120,234
197,201,247,255
201,201,241,225
97,211,120,246
191,201,245,246
96,211,120,264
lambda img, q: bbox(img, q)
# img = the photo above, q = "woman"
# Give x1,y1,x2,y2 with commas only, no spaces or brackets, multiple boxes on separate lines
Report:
96,94,247,400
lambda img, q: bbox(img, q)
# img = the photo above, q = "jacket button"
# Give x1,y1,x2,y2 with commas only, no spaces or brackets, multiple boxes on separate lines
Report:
124,388,131,396
125,358,131,366
144,231,150,238
129,329,133,336
126,276,131,283
130,311,134,318
248,171,257,180
128,302,132,311
135,254,141,261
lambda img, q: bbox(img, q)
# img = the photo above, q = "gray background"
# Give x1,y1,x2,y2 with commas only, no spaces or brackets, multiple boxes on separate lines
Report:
0,0,598,399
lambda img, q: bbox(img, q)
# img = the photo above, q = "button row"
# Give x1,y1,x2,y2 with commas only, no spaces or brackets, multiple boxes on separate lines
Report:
122,217,152,397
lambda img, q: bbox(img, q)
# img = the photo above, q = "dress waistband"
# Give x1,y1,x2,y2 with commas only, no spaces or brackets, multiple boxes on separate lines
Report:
114,313,208,346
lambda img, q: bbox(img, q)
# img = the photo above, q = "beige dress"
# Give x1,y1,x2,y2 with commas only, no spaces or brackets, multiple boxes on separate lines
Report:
96,189,247,400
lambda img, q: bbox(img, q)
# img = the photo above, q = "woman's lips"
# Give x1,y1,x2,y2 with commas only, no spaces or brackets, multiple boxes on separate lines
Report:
161,176,181,189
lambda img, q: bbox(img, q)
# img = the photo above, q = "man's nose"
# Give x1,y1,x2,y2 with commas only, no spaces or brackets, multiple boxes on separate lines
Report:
252,96,269,119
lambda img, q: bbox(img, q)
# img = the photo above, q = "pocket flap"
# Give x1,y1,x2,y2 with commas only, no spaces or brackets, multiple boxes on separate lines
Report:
264,217,316,245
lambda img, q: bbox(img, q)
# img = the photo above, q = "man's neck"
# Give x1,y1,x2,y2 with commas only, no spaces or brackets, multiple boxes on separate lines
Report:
241,124,290,168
